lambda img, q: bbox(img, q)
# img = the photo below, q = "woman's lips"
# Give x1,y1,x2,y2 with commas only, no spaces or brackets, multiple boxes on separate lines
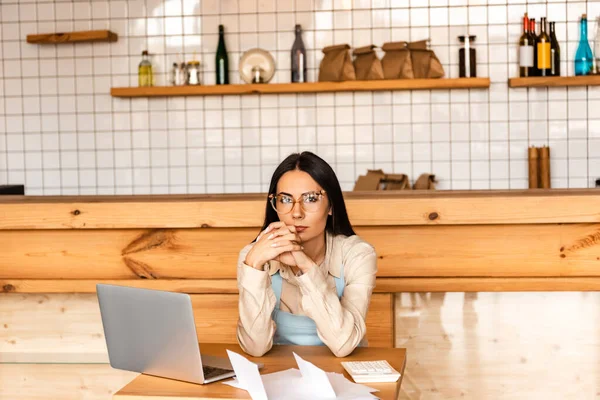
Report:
295,226,308,233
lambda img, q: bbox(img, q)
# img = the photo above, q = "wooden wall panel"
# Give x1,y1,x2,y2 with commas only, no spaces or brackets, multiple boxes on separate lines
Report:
0,293,393,362
2,224,599,282
1,190,599,229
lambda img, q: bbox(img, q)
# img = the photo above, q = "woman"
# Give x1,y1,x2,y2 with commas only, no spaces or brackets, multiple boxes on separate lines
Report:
236,151,377,358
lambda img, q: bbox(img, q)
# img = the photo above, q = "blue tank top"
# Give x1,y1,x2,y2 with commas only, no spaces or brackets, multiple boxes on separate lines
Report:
270,265,345,346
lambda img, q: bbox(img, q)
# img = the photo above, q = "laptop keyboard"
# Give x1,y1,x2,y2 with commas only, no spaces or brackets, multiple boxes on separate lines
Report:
203,365,233,380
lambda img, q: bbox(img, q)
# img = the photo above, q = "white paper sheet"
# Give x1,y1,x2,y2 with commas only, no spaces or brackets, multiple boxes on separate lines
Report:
225,350,268,400
223,350,379,400
293,352,337,398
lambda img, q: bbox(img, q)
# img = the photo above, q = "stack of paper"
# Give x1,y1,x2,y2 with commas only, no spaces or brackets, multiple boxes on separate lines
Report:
224,350,379,400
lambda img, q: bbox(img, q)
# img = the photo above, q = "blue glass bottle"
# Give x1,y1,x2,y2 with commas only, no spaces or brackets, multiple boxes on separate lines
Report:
575,14,593,75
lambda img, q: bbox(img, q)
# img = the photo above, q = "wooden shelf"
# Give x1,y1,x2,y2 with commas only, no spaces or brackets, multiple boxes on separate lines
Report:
26,30,118,44
111,77,490,98
509,75,600,88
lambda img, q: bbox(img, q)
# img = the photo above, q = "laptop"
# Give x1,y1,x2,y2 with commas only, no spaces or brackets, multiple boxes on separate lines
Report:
97,284,240,384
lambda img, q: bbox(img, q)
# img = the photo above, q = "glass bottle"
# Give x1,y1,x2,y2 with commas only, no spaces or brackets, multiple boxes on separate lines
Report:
575,14,593,76
138,50,154,87
536,17,551,76
291,24,307,83
529,18,539,76
594,16,600,74
216,25,229,85
458,35,476,78
549,21,560,76
519,13,534,77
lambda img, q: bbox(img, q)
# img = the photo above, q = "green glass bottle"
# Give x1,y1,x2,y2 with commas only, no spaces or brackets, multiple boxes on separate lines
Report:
216,25,229,85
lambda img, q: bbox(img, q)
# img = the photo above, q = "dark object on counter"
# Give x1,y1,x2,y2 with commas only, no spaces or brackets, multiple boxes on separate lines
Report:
408,40,444,78
412,174,437,190
318,44,356,82
216,25,229,85
381,41,414,79
0,185,25,195
596,178,600,188
458,35,476,78
528,146,551,189
353,45,384,80
353,170,411,191
539,146,551,189
528,146,539,189
291,24,307,83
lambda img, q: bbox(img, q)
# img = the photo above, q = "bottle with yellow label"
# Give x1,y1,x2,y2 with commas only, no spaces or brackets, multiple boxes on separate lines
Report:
536,17,551,76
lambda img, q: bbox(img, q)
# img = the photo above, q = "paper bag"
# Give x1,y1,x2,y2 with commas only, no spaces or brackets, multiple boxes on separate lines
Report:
318,44,356,82
407,40,445,79
412,173,437,190
353,45,384,80
354,169,412,191
381,41,414,79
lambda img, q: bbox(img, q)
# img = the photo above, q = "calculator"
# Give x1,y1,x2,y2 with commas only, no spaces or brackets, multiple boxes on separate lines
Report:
341,360,401,383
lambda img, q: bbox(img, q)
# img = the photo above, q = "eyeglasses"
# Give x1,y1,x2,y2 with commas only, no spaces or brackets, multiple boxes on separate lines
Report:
268,190,327,214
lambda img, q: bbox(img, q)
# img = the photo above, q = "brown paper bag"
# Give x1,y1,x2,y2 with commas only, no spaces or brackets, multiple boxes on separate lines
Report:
353,169,412,191
381,173,411,190
381,41,414,79
353,45,384,80
412,173,437,190
318,44,356,82
408,40,445,79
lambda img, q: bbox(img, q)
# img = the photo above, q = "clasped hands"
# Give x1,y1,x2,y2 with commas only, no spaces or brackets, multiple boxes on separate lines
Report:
244,222,316,274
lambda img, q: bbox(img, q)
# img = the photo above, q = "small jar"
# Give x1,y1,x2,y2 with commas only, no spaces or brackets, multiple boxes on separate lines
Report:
186,60,201,85
458,35,476,78
171,62,187,86
251,66,265,83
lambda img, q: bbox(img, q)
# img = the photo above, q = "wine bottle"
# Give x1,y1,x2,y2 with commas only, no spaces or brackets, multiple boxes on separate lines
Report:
549,21,560,76
537,17,551,76
529,18,539,76
291,24,307,83
216,25,229,85
575,14,593,76
519,13,534,77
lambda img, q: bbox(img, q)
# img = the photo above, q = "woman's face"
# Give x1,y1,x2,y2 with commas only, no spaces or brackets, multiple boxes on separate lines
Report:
274,169,331,243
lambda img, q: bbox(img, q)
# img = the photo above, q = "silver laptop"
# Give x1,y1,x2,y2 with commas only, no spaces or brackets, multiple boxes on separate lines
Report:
96,284,237,384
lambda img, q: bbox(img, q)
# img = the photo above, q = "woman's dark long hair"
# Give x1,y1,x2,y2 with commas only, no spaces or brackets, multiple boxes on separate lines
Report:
256,151,356,241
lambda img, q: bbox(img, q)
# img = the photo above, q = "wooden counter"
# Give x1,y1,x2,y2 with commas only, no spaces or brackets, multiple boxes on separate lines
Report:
1,189,599,292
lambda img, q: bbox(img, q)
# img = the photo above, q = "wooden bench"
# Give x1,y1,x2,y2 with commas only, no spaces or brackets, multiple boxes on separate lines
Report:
1,189,599,399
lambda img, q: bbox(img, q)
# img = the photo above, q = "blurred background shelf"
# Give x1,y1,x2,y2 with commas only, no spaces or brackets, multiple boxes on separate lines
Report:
111,78,491,97
26,30,118,44
508,76,600,88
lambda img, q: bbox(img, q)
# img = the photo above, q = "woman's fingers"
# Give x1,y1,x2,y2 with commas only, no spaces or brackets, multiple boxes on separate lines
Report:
267,226,301,242
257,222,285,241
270,238,303,250
269,233,299,245
274,243,303,254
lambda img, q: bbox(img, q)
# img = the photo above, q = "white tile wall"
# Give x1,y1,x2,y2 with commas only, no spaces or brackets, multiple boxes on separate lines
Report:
1,0,600,195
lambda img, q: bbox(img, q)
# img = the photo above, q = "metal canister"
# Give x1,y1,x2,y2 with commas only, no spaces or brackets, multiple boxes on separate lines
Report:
186,61,201,85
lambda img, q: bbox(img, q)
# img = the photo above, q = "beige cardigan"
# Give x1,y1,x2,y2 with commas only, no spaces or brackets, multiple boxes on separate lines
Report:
236,232,377,357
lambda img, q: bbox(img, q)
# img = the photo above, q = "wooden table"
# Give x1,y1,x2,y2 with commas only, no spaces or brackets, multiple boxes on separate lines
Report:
113,343,407,400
